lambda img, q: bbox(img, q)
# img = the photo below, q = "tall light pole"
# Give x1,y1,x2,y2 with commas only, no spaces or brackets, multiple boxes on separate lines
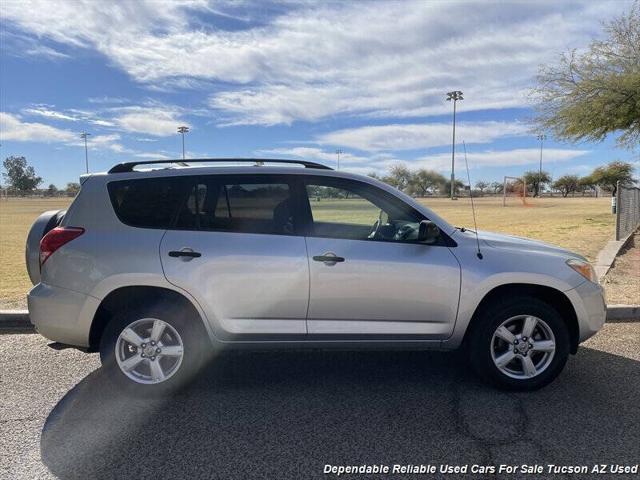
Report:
80,132,91,173
335,149,343,170
446,91,463,200
177,126,190,160
537,133,547,197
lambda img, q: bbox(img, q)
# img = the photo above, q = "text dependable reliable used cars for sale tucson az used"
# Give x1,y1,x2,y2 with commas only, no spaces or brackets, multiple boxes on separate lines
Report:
25,158,606,394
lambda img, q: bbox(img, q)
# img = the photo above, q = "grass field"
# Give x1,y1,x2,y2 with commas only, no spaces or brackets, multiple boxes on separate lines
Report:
0,196,617,309
1,197,72,309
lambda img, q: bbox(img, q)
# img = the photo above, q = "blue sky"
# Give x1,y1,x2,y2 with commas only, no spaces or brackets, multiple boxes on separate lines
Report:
0,0,637,188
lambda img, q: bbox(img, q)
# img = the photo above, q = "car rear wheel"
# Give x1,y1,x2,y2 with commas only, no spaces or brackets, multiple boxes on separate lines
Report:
468,296,570,391
99,302,207,395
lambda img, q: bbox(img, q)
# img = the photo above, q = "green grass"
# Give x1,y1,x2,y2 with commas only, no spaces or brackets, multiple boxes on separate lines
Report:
0,195,616,309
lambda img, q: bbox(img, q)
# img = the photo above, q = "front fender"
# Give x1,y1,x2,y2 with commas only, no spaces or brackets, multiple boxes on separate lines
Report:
443,243,583,349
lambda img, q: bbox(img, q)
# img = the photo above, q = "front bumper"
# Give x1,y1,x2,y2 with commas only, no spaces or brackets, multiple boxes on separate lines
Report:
27,283,100,347
564,280,607,343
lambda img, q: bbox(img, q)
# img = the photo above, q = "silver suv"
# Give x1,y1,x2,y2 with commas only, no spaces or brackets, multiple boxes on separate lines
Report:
26,159,606,393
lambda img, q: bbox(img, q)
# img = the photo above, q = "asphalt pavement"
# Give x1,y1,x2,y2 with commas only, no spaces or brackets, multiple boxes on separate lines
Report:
1,322,639,480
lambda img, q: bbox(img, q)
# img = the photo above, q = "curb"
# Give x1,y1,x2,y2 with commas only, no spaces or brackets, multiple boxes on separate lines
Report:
594,230,636,281
605,304,640,322
0,310,33,333
1,306,639,334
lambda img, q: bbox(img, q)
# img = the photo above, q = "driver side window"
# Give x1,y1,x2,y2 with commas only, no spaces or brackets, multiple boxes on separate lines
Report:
304,178,424,242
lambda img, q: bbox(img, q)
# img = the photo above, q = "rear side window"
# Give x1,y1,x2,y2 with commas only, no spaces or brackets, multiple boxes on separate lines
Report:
108,177,188,228
175,176,295,235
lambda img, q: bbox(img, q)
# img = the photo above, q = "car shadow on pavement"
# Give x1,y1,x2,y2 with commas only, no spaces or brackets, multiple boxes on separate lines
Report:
41,347,640,480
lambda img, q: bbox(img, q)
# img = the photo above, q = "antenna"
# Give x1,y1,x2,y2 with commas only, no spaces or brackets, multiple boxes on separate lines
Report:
463,141,483,260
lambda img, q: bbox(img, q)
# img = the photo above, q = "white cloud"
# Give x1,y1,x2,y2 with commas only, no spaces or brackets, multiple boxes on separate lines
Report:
1,112,128,153
257,146,590,176
0,30,69,60
134,152,172,159
91,119,117,127
0,112,75,142
2,0,633,125
88,134,128,153
113,106,190,136
23,106,79,122
256,147,372,167
318,122,531,152
414,148,590,173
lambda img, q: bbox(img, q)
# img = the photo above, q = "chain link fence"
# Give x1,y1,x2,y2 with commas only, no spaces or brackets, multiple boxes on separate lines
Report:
616,182,640,240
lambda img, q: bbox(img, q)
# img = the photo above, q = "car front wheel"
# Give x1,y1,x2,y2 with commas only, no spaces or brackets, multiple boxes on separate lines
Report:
468,297,570,391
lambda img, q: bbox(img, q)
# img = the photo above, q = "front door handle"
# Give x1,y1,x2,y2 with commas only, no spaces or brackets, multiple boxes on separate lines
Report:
312,252,345,265
168,249,202,259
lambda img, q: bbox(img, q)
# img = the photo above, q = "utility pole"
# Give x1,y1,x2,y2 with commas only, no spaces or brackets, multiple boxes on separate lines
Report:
537,133,547,197
177,126,190,160
446,91,463,200
80,132,91,173
335,149,343,170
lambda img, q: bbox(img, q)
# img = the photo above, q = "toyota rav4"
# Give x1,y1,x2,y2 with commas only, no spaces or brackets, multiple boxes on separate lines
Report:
26,158,606,393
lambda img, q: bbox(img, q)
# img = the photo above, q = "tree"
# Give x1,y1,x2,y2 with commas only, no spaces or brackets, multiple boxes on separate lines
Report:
589,160,635,195
490,181,504,194
522,170,552,197
367,172,381,180
65,182,81,196
408,169,446,197
579,175,598,197
442,179,464,196
384,164,413,192
46,184,58,197
553,175,580,197
475,181,489,195
2,156,42,195
532,4,640,149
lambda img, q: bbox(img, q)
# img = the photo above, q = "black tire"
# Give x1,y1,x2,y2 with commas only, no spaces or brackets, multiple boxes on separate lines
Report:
99,301,208,396
467,296,570,391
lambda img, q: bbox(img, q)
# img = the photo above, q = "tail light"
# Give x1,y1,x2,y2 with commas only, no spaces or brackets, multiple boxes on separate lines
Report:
40,227,85,266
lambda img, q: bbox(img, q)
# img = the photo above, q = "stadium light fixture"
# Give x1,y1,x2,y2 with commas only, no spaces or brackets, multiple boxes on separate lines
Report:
335,149,343,170
80,132,91,173
446,91,463,200
537,133,547,197
178,126,190,160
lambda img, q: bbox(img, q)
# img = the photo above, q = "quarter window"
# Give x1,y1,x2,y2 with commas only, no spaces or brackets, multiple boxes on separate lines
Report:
108,177,188,229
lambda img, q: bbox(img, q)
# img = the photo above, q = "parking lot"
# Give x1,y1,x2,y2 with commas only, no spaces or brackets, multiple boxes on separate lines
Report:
1,321,639,480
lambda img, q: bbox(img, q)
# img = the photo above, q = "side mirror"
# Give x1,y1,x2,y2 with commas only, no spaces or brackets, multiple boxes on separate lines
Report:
418,220,440,244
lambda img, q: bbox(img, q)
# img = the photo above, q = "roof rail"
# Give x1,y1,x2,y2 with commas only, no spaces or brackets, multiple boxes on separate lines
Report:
108,158,333,173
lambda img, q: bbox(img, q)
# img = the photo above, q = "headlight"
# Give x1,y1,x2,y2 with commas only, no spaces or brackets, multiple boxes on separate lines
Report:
566,258,598,283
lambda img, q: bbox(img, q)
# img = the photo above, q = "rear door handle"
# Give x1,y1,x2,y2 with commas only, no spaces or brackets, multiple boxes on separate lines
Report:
312,252,345,265
168,249,201,258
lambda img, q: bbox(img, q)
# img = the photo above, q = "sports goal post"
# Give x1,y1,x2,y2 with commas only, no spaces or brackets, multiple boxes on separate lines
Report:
503,176,527,206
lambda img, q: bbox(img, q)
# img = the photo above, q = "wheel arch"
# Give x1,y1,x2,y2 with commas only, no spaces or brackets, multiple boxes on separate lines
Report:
88,286,210,351
464,283,580,354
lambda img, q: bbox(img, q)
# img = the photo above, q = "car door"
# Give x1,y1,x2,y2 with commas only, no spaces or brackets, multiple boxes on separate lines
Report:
160,174,309,338
302,176,461,338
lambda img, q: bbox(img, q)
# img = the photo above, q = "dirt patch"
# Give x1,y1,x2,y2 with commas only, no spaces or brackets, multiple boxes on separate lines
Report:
603,230,640,305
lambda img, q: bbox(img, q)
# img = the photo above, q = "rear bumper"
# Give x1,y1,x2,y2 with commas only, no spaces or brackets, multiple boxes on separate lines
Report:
27,283,100,347
564,280,607,343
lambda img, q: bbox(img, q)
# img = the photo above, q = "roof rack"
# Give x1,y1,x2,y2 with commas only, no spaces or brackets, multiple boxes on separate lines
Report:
108,158,333,174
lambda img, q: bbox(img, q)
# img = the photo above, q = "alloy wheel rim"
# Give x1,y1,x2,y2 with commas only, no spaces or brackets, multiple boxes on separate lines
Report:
115,318,184,385
490,315,556,380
